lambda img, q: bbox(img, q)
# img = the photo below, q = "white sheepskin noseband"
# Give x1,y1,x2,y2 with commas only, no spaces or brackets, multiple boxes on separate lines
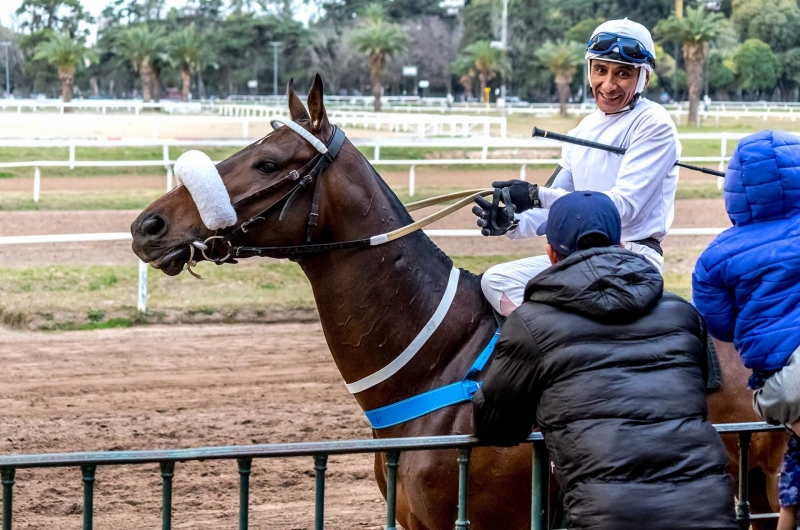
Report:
174,150,237,230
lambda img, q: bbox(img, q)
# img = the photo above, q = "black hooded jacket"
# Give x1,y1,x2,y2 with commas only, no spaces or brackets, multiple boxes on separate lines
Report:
473,247,736,530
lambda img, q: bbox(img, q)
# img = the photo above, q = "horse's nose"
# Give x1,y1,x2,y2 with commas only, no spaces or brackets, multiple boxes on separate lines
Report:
138,213,168,239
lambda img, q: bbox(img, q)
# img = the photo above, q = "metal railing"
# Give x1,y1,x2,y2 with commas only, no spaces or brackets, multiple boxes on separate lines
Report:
0,422,783,530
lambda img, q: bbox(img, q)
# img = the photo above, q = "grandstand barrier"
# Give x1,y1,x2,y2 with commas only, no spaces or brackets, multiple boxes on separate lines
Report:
0,423,783,530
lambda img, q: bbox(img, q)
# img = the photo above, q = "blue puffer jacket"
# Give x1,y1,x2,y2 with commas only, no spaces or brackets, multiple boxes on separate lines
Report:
693,130,800,372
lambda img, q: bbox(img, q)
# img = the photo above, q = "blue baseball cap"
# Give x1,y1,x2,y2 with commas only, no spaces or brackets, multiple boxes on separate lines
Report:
536,192,621,256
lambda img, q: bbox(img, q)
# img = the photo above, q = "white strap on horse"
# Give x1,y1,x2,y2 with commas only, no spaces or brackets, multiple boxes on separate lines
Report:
270,116,328,155
345,266,460,394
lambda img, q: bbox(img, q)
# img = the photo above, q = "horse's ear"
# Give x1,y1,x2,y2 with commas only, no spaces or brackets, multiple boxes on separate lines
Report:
307,73,330,133
286,78,310,122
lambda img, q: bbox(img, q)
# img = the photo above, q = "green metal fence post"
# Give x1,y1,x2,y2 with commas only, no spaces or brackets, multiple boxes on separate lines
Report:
530,441,549,530
314,454,328,530
455,447,472,530
1,468,15,530
386,452,400,530
238,458,252,530
160,462,175,530
736,432,751,530
81,465,96,530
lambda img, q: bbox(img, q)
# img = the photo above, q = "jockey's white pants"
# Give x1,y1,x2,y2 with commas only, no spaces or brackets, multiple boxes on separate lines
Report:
481,242,664,316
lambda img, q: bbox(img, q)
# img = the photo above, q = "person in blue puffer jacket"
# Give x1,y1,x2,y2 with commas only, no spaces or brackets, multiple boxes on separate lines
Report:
693,129,800,530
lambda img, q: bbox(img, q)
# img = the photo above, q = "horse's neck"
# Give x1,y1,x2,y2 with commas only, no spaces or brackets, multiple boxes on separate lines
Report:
299,147,494,412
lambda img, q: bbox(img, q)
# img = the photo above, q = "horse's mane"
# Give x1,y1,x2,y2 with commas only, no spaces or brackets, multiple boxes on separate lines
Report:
358,151,481,281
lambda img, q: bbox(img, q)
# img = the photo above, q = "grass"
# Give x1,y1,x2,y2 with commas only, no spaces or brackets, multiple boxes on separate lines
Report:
0,190,164,211
0,251,697,329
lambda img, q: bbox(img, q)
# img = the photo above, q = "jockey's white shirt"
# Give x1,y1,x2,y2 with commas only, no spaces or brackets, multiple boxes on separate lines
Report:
508,98,681,242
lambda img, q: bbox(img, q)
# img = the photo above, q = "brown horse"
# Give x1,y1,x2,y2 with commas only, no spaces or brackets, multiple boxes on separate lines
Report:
130,75,784,529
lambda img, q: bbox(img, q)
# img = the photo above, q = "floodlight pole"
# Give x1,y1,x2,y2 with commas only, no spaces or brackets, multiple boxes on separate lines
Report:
270,42,282,97
0,42,10,97
500,0,508,105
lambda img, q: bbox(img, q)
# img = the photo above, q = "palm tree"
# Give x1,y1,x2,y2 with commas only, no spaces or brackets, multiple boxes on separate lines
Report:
170,27,208,101
656,6,724,125
351,4,408,112
535,40,584,117
34,31,93,104
451,54,476,101
458,41,506,103
114,25,169,103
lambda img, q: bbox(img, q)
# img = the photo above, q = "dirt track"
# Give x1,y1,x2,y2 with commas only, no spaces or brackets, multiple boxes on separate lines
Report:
0,323,385,529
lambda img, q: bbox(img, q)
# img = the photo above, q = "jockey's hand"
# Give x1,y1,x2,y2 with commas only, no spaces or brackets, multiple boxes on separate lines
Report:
472,195,515,236
492,180,541,213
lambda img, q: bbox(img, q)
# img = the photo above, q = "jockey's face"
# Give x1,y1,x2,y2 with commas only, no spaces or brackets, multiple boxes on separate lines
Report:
590,60,647,113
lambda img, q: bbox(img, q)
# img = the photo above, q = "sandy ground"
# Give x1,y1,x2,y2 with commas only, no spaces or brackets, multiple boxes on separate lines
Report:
0,323,385,530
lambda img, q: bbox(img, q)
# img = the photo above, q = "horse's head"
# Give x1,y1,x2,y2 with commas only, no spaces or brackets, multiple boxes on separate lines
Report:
131,74,343,276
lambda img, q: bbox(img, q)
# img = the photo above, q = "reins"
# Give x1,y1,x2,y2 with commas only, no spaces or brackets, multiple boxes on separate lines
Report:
183,119,493,277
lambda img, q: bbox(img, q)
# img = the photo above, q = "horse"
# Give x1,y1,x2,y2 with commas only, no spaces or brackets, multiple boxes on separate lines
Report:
130,74,785,529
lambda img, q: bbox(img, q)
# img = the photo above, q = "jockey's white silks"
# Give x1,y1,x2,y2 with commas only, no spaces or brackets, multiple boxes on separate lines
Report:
174,150,237,230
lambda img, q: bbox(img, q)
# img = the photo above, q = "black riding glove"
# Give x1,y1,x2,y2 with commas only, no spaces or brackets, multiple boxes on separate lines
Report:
472,193,517,236
491,180,541,213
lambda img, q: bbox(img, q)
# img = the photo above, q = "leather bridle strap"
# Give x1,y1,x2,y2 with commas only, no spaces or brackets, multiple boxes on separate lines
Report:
219,126,346,248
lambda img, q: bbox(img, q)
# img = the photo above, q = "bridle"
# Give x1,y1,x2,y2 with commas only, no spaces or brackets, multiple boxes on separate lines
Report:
182,116,494,278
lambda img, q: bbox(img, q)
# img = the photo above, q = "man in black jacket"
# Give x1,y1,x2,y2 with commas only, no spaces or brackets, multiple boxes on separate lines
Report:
473,192,736,530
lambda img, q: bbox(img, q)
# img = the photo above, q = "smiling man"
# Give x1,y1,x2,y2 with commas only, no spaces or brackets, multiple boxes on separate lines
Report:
474,18,681,317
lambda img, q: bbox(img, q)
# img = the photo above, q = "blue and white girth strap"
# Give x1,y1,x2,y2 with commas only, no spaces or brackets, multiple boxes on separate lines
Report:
343,266,501,429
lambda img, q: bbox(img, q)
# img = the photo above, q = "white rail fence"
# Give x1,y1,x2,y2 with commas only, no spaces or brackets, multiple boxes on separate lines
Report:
0,132,751,201
0,227,729,314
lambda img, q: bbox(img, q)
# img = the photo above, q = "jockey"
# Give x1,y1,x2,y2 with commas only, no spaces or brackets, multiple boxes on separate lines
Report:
474,18,681,316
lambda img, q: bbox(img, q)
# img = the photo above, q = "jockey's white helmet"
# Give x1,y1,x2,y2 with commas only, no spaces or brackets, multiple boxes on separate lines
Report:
586,18,656,95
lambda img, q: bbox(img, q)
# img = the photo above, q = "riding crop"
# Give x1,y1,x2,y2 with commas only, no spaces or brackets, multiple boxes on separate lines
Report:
532,126,726,177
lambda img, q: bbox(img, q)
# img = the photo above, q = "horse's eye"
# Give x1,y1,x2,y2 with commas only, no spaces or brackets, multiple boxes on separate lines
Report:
254,161,278,174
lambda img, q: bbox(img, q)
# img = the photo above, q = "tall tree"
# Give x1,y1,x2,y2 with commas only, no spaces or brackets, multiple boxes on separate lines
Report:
733,38,779,97
534,40,584,117
114,24,168,102
655,6,724,125
731,0,800,54
170,26,209,101
33,30,93,103
457,40,506,103
351,4,407,111
15,0,92,36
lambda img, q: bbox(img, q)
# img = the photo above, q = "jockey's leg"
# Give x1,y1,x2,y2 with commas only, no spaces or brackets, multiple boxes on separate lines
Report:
481,255,552,316
623,241,664,272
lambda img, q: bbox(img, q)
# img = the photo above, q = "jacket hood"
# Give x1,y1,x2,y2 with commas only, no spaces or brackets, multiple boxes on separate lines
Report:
725,130,800,227
524,247,663,322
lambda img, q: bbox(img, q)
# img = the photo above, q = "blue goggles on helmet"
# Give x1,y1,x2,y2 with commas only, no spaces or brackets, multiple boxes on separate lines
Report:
587,32,655,68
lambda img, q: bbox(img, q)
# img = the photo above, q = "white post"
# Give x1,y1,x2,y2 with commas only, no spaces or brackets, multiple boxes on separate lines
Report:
33,166,40,202
374,144,380,161
137,259,148,313
409,165,416,197
519,164,527,181
243,119,249,138
481,145,488,161
719,133,727,174
500,118,507,138
166,166,173,191
162,144,169,166
69,144,75,170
